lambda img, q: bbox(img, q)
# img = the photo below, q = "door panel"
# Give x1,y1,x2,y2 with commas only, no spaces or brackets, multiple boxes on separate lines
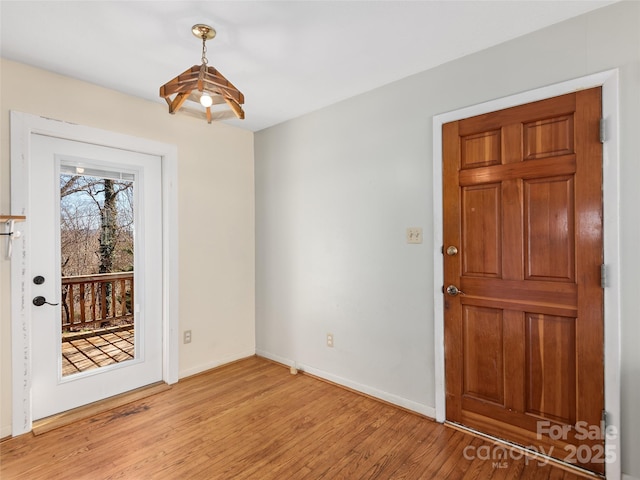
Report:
524,176,575,281
462,305,504,405
461,130,501,168
443,88,604,474
461,184,501,277
523,115,574,160
525,313,576,424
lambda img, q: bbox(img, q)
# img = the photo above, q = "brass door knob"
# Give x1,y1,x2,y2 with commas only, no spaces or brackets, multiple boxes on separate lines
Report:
446,285,465,296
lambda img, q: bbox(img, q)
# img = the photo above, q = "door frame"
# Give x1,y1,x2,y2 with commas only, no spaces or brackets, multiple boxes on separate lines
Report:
432,70,620,478
10,111,179,436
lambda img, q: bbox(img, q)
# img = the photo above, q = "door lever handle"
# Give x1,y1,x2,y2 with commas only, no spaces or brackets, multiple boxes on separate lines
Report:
33,296,59,307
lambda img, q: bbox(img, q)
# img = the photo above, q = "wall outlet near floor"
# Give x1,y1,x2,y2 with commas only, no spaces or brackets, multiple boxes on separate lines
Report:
326,333,334,348
406,227,423,244
183,330,192,344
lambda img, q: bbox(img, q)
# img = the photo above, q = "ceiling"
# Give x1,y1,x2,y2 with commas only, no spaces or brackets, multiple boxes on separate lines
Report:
1,1,615,132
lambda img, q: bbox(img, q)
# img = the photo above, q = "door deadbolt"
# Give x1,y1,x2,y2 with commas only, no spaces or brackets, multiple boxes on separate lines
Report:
33,275,45,285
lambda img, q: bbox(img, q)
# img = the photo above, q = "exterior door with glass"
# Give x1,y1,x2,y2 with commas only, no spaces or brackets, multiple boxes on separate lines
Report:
30,133,163,420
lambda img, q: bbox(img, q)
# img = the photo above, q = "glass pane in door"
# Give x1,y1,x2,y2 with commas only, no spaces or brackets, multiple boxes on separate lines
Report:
59,166,135,376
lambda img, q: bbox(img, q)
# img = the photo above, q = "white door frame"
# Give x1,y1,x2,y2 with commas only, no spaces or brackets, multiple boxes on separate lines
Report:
10,111,179,436
432,70,621,479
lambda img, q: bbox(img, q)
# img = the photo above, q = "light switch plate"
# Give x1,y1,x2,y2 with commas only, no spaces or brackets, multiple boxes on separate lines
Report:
406,227,423,244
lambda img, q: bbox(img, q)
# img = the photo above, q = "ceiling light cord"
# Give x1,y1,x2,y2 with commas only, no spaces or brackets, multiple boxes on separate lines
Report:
201,37,208,66
198,36,213,107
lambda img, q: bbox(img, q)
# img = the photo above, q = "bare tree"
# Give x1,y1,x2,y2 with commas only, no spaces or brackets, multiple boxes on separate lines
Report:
60,174,134,321
60,174,134,276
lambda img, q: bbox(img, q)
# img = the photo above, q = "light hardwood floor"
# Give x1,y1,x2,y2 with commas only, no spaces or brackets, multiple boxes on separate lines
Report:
1,356,593,479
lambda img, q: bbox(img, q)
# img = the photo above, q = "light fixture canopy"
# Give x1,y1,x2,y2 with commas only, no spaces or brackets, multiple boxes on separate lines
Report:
159,23,245,124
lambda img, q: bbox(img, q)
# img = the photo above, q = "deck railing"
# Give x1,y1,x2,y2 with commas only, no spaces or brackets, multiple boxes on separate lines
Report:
61,272,134,330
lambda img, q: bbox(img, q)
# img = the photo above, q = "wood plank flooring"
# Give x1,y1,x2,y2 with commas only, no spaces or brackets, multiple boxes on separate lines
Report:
0,356,594,480
32,382,172,436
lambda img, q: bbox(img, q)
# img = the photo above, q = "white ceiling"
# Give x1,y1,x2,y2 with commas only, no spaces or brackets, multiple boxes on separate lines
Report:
1,1,615,132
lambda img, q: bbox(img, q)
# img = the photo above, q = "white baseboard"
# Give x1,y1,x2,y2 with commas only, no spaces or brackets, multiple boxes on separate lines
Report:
1,424,12,438
178,349,256,379
256,349,436,419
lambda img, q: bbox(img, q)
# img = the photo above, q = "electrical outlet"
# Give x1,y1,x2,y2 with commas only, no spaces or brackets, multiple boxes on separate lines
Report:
406,227,423,244
183,330,192,344
327,333,334,348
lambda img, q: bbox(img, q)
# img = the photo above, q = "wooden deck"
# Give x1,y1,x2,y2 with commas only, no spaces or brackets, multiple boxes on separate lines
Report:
1,356,594,479
62,327,134,376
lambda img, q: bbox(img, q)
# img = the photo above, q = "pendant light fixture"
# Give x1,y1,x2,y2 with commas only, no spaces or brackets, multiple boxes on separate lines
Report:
159,24,245,124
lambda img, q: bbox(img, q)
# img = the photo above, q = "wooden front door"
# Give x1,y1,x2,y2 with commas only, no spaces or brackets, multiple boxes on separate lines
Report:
443,88,604,474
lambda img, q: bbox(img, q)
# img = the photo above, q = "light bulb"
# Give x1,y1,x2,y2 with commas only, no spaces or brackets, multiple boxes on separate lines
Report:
200,93,213,108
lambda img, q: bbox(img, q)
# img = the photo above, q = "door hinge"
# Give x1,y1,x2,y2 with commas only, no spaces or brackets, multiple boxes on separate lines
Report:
602,409,608,427
599,118,606,143
601,264,607,288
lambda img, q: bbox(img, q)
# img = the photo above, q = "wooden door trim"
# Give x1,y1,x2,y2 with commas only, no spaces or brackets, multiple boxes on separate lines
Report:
9,111,180,437
432,70,621,478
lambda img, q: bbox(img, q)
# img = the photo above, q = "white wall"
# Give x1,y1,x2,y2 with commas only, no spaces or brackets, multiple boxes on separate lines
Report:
0,59,256,436
255,1,640,477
